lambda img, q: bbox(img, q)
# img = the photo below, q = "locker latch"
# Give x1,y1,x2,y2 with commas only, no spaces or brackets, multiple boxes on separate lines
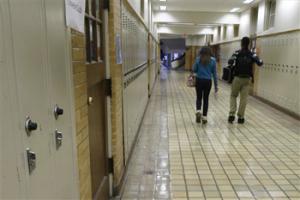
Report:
55,130,63,149
26,148,36,174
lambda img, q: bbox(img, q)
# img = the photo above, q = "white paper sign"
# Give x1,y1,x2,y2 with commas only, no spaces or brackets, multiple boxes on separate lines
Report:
65,0,86,33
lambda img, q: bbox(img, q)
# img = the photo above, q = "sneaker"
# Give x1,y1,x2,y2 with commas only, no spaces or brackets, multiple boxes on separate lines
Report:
238,118,245,124
228,116,235,123
196,112,202,123
202,116,208,124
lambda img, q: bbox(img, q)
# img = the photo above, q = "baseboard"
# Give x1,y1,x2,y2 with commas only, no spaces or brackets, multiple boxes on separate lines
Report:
113,74,159,197
252,95,300,120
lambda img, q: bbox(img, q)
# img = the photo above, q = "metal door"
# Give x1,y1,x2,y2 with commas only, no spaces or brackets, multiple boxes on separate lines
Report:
8,0,78,198
44,0,78,198
9,0,55,198
0,1,25,198
85,0,109,199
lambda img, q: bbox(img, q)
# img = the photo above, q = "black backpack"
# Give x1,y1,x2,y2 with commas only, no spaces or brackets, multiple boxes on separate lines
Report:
234,50,253,77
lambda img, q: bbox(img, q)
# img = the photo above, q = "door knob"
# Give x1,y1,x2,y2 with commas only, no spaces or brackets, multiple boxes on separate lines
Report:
26,148,36,174
54,105,64,119
25,117,38,135
55,130,63,149
88,97,93,105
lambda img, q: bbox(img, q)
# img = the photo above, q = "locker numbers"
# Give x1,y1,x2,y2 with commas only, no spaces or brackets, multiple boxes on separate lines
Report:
25,117,38,135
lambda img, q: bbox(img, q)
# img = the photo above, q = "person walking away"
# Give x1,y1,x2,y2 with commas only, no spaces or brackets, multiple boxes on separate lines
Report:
193,47,218,124
228,37,263,124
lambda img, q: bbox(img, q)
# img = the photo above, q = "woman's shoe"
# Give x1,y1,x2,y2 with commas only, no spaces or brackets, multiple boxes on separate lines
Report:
196,112,202,123
202,116,208,124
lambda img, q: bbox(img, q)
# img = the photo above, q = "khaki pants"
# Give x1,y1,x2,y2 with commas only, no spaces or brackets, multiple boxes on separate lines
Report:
229,77,251,118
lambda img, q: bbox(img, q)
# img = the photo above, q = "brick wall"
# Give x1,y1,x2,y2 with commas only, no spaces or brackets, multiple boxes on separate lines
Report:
109,0,125,189
71,29,93,200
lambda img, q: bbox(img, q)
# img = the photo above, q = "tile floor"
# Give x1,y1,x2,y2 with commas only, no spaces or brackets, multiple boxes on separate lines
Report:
121,68,300,200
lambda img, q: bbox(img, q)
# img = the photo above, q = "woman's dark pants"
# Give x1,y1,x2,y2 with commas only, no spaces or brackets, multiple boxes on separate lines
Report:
195,78,212,116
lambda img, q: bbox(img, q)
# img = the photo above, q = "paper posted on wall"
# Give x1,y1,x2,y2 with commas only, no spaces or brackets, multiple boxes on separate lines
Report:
65,0,86,33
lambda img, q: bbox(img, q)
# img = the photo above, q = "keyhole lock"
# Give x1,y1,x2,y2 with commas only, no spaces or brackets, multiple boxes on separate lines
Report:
25,117,38,135
55,130,63,149
26,148,36,174
54,105,64,119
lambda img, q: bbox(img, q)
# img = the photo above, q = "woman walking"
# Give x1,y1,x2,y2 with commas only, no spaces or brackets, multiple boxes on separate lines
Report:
193,47,218,124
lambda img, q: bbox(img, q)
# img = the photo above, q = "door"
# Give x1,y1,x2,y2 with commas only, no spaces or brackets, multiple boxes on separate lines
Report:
6,0,78,199
45,0,78,198
85,0,109,199
9,0,55,198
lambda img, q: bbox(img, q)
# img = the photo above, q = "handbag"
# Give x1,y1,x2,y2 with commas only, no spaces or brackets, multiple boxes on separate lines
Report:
187,73,196,87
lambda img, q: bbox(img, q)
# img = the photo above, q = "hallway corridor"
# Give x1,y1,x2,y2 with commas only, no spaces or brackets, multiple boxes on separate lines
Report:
121,69,300,200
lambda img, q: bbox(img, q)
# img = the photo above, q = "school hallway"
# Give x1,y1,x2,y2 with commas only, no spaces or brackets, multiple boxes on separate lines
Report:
120,68,300,200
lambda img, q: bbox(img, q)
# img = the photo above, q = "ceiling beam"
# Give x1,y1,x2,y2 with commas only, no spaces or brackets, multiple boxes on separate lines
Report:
158,25,215,36
154,11,240,25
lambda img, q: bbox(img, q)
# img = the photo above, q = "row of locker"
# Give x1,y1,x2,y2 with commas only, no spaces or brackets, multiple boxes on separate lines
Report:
121,2,160,163
257,31,300,115
0,0,78,199
121,5,148,75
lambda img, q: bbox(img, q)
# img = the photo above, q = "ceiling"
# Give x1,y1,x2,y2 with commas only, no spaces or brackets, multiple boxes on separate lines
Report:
152,0,260,12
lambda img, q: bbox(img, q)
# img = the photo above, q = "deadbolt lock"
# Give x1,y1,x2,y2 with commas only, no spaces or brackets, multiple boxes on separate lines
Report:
26,148,36,174
25,117,38,135
55,130,63,149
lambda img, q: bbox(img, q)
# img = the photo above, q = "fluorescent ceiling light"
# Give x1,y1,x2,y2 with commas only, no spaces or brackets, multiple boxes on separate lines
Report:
230,7,240,12
160,6,167,10
243,0,254,4
160,0,167,2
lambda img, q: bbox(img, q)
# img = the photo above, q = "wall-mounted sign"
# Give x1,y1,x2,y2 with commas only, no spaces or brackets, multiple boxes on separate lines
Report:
65,0,86,33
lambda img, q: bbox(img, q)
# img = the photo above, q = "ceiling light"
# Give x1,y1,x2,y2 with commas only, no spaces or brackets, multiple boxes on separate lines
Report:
243,0,254,4
160,0,167,2
230,7,240,12
160,6,167,11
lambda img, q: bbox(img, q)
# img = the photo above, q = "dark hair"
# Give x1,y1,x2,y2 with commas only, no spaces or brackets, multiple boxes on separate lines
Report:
199,46,211,56
241,37,250,49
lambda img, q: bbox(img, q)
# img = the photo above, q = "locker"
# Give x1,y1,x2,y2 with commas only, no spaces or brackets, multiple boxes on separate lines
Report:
1,0,78,199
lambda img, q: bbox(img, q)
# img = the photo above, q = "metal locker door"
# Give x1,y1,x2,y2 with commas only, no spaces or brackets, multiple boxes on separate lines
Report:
0,1,25,198
44,0,79,198
9,0,55,198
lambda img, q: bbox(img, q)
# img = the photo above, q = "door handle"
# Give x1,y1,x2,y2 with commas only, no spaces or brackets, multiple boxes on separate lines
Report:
54,105,64,119
55,130,63,149
88,97,93,105
25,117,38,135
26,148,36,174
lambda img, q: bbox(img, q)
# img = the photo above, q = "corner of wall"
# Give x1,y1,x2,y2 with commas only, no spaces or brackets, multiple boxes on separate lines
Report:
71,29,93,200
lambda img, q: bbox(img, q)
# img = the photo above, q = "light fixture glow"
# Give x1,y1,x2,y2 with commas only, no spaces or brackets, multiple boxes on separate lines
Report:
160,5,167,10
230,7,240,12
243,0,254,4
160,0,167,2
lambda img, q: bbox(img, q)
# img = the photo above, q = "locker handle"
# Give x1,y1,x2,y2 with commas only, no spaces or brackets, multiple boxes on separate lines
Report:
26,148,36,174
54,105,64,119
55,130,63,149
25,117,38,135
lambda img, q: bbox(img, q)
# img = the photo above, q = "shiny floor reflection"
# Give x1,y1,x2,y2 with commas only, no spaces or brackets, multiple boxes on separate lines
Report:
121,68,300,200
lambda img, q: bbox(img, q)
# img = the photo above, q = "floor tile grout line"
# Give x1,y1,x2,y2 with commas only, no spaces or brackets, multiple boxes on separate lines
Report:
167,75,190,199
169,75,209,199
